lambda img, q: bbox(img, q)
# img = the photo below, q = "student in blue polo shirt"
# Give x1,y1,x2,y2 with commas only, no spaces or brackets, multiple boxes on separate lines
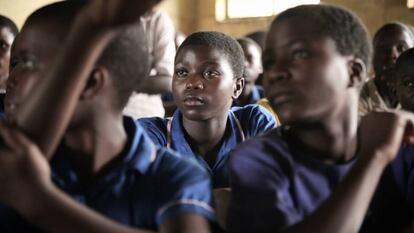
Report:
0,1,213,232
232,37,264,107
227,4,414,233
138,31,276,188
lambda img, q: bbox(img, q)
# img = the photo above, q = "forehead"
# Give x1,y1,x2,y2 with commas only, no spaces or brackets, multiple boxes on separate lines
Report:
0,26,15,43
176,45,231,67
241,42,261,55
13,19,64,58
266,17,324,50
374,25,413,46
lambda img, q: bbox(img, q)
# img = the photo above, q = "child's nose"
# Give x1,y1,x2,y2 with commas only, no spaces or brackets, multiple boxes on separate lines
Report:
185,75,204,90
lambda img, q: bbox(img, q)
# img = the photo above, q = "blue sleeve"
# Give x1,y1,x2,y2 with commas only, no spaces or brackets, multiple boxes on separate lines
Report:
227,138,301,233
154,149,215,225
136,117,168,147
235,105,277,138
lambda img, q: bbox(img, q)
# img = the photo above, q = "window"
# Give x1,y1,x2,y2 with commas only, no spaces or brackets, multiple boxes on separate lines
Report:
216,0,320,21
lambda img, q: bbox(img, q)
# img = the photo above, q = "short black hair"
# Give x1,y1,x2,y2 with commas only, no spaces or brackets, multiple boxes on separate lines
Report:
26,1,149,109
373,22,414,44
0,15,18,37
177,31,245,79
395,47,414,75
273,4,372,68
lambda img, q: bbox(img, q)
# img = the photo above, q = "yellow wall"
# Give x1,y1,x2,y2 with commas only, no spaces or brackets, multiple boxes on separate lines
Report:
0,0,61,29
160,0,414,38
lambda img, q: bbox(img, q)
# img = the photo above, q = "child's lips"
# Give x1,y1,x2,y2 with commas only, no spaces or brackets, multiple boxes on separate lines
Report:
183,96,205,107
269,92,294,107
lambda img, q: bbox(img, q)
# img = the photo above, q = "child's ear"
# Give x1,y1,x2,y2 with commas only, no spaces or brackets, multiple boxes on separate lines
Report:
80,66,108,100
347,58,366,88
232,77,245,99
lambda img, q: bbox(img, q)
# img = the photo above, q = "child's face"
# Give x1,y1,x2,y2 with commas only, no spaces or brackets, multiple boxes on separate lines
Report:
0,26,15,88
396,61,414,112
240,42,262,86
263,17,352,125
5,19,60,120
172,45,239,121
373,26,414,84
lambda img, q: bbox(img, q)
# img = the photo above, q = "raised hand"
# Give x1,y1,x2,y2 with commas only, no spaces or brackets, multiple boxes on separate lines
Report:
0,121,50,210
80,0,163,28
358,110,414,164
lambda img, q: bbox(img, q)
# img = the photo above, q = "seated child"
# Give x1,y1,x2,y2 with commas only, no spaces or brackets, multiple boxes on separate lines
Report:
0,1,213,232
359,22,414,117
138,31,277,188
227,4,414,233
232,37,264,107
0,15,18,112
396,47,414,112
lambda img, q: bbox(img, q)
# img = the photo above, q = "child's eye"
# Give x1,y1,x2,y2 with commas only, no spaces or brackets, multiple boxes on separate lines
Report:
0,41,9,50
203,70,220,79
403,80,414,88
397,43,408,53
291,49,309,61
175,69,188,77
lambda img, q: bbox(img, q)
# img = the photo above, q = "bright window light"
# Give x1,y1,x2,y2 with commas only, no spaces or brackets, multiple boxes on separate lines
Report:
216,0,320,21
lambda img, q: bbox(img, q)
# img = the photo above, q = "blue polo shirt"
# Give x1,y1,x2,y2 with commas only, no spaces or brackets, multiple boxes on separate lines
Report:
138,104,276,188
232,85,264,107
228,127,414,233
0,116,214,232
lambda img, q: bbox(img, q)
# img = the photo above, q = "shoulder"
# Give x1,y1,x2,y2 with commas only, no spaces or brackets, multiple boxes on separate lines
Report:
229,129,293,184
149,148,215,224
231,105,278,135
137,117,169,146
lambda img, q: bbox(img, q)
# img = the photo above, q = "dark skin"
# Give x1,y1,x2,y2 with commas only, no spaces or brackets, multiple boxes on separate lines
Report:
237,41,262,106
258,16,414,233
172,45,244,166
0,1,211,233
373,24,414,108
0,26,15,91
396,59,414,112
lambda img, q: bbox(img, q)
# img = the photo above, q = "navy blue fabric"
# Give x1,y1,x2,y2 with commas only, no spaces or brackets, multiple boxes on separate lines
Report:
0,116,214,232
228,127,414,233
138,105,276,188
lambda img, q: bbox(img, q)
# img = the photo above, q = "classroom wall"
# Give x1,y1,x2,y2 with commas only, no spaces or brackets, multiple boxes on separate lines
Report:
160,0,414,38
0,0,61,29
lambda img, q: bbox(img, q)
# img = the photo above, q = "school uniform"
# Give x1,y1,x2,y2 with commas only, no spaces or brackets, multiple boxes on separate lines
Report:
138,104,277,188
227,126,414,233
232,85,264,107
0,116,214,232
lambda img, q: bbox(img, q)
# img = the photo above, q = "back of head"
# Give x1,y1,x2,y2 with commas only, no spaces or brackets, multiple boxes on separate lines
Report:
27,0,150,110
177,31,245,79
0,15,18,36
273,4,372,69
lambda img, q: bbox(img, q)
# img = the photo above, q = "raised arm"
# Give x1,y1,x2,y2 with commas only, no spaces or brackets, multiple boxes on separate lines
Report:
14,0,161,158
228,111,414,233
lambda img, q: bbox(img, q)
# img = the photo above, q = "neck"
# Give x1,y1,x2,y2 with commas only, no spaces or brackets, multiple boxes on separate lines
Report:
63,113,127,178
182,112,228,158
292,96,359,163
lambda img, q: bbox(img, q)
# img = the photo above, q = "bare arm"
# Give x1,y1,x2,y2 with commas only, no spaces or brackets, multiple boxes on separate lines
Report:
15,0,161,158
283,111,414,233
